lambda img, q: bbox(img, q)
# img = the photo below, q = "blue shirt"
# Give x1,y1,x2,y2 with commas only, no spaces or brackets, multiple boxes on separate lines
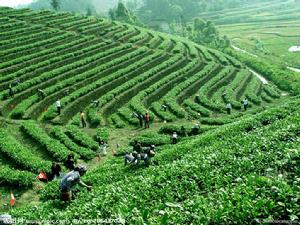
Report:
60,171,80,191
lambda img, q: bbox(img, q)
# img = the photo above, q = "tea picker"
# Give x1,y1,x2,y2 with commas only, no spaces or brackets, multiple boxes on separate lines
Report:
80,111,87,128
191,123,200,135
124,152,139,166
144,112,150,129
171,132,178,144
133,140,142,153
242,98,249,111
64,154,75,171
55,99,61,115
0,214,12,225
226,102,232,115
8,84,14,98
138,114,144,127
91,100,100,108
143,145,156,166
60,165,92,201
161,104,167,111
37,89,46,99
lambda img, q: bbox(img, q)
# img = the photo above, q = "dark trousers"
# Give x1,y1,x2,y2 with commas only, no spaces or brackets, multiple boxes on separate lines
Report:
57,106,61,115
139,119,143,127
172,138,177,144
81,119,86,128
244,104,248,111
144,121,149,128
226,108,231,115
9,89,14,97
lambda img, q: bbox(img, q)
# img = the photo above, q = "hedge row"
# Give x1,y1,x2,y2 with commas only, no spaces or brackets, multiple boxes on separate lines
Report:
21,121,73,162
50,127,95,160
227,49,300,95
126,58,200,123
65,125,98,150
0,164,34,188
9,43,133,119
162,63,216,120
0,129,52,172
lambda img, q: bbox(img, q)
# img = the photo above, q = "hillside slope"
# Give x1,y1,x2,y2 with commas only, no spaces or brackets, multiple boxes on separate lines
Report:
11,98,300,223
0,7,283,128
0,7,299,224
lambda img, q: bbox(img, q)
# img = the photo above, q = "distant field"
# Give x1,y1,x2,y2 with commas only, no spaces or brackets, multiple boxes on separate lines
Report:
199,0,300,68
219,20,300,68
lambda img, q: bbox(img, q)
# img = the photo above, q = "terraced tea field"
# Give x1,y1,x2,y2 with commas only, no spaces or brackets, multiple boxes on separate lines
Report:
0,7,299,224
0,7,283,127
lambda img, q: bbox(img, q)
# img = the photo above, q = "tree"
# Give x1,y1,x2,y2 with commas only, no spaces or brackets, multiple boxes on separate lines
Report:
109,1,143,26
86,7,92,16
108,8,115,20
50,0,60,11
108,1,131,22
193,18,206,32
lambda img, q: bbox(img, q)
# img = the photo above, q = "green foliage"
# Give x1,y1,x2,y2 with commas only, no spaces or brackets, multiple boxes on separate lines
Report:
95,127,109,142
0,164,34,188
10,99,300,222
0,36,93,88
183,99,211,117
86,107,101,128
109,1,142,26
129,131,171,146
227,49,300,95
110,114,126,128
50,127,95,160
138,0,260,25
51,0,60,11
0,8,297,219
29,0,96,16
125,57,199,123
21,121,73,162
0,129,52,172
40,45,145,122
66,125,98,150
189,18,230,49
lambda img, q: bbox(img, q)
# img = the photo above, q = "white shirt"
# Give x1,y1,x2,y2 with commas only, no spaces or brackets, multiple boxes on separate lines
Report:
99,143,107,155
55,100,61,107
226,103,232,109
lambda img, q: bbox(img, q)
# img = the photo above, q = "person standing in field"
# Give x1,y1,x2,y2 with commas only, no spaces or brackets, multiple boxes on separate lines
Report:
226,102,232,115
171,132,178,144
8,84,14,98
242,98,249,111
99,140,108,156
138,114,144,127
80,111,87,128
56,99,61,115
144,112,150,129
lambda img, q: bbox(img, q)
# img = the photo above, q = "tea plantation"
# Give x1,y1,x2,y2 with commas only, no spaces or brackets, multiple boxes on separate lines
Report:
0,7,299,224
